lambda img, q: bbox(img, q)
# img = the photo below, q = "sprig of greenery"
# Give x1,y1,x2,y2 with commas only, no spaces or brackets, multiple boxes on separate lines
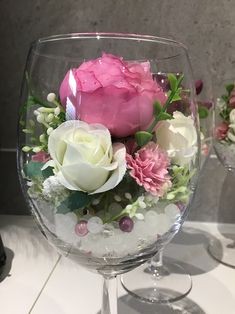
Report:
135,73,184,147
166,165,195,202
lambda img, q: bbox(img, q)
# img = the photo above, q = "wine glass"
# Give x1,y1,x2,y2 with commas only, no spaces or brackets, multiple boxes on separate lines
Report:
121,70,213,303
208,79,235,268
17,33,200,314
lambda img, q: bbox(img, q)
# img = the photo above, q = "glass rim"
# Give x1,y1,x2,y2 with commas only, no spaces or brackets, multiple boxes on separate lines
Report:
34,32,188,50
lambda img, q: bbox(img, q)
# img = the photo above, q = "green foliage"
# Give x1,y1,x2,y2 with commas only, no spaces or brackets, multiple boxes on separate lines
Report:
225,83,235,95
135,131,153,147
168,73,178,92
153,101,162,116
23,161,53,179
198,106,209,119
135,73,184,148
57,191,93,214
166,165,195,202
157,112,173,121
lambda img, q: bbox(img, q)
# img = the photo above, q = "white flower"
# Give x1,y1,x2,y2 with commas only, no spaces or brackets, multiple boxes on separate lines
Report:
229,109,235,124
45,120,126,194
155,111,198,166
228,109,235,142
42,175,69,202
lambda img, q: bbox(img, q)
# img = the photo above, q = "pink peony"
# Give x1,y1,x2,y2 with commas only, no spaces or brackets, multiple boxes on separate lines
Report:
126,142,171,196
59,53,167,138
32,151,51,163
215,122,229,140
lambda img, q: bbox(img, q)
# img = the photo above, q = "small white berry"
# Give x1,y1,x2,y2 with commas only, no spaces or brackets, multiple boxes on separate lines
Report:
139,201,146,209
22,146,31,152
54,107,60,116
36,114,44,123
92,199,100,205
47,93,56,102
47,127,53,135
126,205,132,211
124,193,132,200
39,134,46,143
32,146,42,153
46,113,54,122
114,195,122,202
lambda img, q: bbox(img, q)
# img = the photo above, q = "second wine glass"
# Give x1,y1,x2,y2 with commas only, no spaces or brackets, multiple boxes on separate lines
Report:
121,70,214,303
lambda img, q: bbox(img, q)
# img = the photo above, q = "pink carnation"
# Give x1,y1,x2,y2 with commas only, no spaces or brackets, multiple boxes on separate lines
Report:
126,142,171,196
31,151,51,163
215,122,229,140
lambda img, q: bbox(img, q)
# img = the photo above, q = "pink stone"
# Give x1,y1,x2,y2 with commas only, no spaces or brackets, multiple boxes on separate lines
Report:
75,220,88,237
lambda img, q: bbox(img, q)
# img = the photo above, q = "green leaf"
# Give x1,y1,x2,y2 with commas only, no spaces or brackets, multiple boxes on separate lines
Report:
57,191,93,213
168,73,178,91
171,93,182,102
42,166,54,179
198,106,209,119
23,161,45,179
221,95,229,103
24,161,53,179
135,131,153,147
225,83,235,95
153,101,163,116
157,112,173,121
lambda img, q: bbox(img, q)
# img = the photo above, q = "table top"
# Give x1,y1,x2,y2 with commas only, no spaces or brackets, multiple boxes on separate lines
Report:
0,215,235,314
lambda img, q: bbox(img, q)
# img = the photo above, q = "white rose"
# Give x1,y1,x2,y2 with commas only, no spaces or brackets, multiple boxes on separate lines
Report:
229,109,235,124
45,120,126,194
228,109,235,142
155,111,198,166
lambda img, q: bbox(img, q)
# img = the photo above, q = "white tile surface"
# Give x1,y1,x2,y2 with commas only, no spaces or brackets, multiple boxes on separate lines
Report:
1,216,235,314
0,215,59,314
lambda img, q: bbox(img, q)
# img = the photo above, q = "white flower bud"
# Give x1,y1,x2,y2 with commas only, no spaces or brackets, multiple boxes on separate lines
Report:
114,195,122,202
36,114,45,123
54,107,60,116
22,146,31,152
46,113,54,122
47,93,56,102
47,127,54,135
32,146,42,153
124,193,132,200
39,134,46,143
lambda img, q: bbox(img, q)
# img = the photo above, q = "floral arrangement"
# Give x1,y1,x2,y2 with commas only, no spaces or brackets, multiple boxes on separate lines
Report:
21,53,198,245
215,82,235,143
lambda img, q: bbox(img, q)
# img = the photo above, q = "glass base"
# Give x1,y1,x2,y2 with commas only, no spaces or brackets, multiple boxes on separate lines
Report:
208,236,235,268
120,257,192,304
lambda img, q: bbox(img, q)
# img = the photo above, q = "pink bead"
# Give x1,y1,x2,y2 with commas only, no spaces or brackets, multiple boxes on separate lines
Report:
75,220,88,237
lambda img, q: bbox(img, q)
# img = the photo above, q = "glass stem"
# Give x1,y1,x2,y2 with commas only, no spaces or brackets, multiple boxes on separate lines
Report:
102,276,117,314
151,248,164,268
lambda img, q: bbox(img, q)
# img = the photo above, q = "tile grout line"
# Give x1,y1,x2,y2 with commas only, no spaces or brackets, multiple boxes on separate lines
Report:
0,148,17,152
28,254,62,314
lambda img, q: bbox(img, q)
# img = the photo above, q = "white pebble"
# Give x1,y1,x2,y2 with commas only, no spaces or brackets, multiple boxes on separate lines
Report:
164,204,180,220
145,210,158,222
114,195,122,202
108,202,122,216
87,217,103,234
125,193,132,200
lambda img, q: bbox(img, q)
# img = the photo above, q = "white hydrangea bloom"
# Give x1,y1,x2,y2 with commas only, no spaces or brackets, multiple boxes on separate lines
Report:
42,176,69,204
